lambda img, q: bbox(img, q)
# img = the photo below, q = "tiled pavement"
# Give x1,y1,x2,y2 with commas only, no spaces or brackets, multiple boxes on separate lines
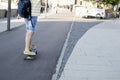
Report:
59,18,120,80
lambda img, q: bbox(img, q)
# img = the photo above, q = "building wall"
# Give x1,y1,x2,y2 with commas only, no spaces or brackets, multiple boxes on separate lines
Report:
48,0,74,6
75,0,100,8
0,0,8,2
76,0,89,6
58,0,72,5
0,0,17,3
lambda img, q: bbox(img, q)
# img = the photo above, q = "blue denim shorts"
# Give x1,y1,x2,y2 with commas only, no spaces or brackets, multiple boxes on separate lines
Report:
24,16,38,32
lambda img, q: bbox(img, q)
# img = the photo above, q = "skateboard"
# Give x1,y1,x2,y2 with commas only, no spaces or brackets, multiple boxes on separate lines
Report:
24,48,38,60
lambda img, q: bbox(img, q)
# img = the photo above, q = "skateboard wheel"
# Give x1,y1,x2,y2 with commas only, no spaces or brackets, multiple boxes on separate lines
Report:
24,55,36,60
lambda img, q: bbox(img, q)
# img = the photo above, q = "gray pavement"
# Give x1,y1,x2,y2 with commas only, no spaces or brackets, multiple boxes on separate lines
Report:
0,17,24,32
0,8,75,80
59,18,120,80
0,8,70,33
1,7,119,80
56,18,104,80
0,19,71,80
0,13,54,33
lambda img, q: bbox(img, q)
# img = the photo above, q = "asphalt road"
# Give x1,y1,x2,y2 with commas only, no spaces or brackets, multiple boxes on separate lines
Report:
0,13,73,80
0,10,106,80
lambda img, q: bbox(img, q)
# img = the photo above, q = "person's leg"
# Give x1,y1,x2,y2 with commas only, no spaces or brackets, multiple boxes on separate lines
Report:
25,31,34,51
29,16,37,49
24,16,38,55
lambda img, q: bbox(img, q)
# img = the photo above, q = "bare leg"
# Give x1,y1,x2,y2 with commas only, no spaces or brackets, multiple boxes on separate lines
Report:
25,30,34,51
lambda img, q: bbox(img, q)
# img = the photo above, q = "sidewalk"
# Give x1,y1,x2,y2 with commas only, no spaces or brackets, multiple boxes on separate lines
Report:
0,13,54,33
0,17,24,32
59,18,120,80
0,14,49,33
0,8,70,33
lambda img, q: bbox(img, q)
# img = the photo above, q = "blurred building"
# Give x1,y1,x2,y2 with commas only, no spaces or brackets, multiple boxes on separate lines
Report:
75,0,105,8
0,0,17,3
0,0,75,6
75,0,94,8
47,0,75,7
0,0,8,2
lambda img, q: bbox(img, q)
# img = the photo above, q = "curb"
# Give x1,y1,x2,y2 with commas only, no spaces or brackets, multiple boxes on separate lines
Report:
51,16,75,80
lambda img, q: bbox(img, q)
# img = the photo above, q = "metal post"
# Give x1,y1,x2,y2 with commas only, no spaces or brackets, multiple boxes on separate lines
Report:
7,0,11,31
45,0,48,18
44,0,47,17
56,0,59,14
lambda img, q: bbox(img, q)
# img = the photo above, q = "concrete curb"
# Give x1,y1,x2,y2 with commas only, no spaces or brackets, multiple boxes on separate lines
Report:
51,16,75,80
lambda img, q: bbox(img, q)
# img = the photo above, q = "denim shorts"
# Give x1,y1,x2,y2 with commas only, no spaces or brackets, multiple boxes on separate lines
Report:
24,16,38,32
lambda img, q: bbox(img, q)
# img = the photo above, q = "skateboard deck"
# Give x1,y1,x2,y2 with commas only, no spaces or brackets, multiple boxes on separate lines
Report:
24,49,38,60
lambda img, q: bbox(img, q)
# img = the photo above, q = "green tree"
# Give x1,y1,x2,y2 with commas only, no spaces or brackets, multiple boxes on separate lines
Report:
102,0,120,8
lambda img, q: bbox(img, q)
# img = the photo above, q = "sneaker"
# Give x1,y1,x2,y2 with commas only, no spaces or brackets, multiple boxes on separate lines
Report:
24,50,36,55
30,45,36,50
